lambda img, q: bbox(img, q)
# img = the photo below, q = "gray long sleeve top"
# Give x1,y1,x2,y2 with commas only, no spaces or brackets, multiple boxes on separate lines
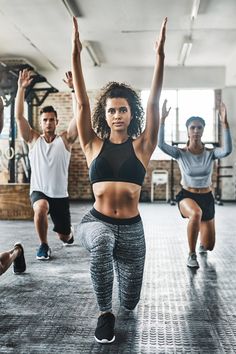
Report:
158,123,233,188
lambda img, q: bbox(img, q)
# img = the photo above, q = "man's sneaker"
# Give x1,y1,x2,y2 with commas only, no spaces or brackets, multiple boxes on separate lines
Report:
36,243,51,260
187,253,199,268
199,244,207,254
94,312,115,344
63,226,74,246
13,243,26,274
62,235,74,246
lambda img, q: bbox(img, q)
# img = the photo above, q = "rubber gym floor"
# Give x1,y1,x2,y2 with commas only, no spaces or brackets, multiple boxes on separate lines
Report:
0,201,236,354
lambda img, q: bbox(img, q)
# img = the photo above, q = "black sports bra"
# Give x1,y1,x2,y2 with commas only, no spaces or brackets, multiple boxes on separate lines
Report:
89,138,146,186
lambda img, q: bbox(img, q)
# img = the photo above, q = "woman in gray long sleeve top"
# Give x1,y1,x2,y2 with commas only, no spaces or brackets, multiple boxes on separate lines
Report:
158,100,232,269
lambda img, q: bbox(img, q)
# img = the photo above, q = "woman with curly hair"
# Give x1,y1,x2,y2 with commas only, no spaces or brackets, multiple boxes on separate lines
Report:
71,16,167,343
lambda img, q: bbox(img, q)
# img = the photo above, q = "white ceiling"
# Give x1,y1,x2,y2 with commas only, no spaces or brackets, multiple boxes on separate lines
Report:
0,0,236,90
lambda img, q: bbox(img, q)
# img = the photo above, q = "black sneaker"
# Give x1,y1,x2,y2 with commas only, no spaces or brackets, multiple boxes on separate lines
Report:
36,243,51,260
63,226,74,246
94,312,115,344
62,235,74,246
13,243,26,274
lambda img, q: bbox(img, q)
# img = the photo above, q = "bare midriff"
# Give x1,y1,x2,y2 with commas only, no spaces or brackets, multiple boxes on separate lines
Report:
183,186,212,194
92,181,141,218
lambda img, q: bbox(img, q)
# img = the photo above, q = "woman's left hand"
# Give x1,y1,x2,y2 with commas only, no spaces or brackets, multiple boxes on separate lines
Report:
219,102,228,125
72,16,83,55
154,17,167,57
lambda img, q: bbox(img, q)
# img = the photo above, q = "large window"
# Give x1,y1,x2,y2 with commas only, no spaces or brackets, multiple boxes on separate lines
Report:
141,89,215,160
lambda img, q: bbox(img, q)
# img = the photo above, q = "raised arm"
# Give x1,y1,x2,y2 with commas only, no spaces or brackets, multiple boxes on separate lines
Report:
71,17,98,154
61,71,78,145
213,102,233,159
0,97,4,134
15,69,39,143
140,18,167,155
158,99,180,159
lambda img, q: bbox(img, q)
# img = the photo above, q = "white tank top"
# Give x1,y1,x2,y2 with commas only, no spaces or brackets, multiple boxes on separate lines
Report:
29,135,71,198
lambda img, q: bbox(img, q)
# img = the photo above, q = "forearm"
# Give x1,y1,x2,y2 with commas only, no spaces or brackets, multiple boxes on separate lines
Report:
148,54,165,105
214,127,233,158
144,54,165,141
158,123,179,158
71,51,89,107
15,87,34,142
15,87,25,121
71,92,77,117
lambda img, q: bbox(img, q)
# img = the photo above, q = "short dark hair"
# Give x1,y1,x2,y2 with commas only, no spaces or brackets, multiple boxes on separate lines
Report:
186,116,205,128
39,106,57,118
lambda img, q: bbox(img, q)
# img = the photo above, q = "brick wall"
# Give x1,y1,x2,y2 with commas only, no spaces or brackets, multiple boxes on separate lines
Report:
33,91,217,201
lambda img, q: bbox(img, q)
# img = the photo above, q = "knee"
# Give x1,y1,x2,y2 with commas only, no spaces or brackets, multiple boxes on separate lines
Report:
92,233,114,253
33,201,49,218
190,209,202,222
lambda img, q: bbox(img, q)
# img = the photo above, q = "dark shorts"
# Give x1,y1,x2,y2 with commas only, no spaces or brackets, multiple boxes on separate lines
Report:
30,191,71,235
176,189,215,221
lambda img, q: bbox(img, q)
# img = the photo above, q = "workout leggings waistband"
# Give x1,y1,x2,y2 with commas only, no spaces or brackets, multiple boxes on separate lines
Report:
90,208,141,225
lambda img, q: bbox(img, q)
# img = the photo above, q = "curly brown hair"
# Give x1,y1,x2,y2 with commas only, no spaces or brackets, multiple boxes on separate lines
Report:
92,82,144,139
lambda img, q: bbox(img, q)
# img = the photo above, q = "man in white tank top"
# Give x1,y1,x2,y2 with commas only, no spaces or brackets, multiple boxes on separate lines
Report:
15,70,78,260
0,98,26,274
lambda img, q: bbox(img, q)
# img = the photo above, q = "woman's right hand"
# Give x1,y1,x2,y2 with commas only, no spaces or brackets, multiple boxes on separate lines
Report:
18,69,33,89
161,99,171,122
63,71,74,89
72,16,82,55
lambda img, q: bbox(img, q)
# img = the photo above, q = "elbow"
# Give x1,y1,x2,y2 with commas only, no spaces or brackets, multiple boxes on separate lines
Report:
226,148,233,156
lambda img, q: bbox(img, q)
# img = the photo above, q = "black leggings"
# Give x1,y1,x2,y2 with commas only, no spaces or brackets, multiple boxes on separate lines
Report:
77,208,146,312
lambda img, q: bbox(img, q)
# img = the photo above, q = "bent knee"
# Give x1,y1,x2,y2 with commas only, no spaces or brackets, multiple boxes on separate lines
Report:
190,209,202,221
92,233,114,252
33,200,49,215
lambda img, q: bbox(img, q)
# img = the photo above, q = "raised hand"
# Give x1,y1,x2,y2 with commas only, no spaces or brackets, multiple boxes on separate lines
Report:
18,69,33,89
72,16,82,55
63,71,74,89
154,17,167,57
219,102,228,125
161,99,171,121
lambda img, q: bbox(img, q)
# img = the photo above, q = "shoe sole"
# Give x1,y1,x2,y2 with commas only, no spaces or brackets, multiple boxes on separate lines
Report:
12,270,26,275
94,335,115,344
62,238,74,246
187,263,199,268
36,256,50,260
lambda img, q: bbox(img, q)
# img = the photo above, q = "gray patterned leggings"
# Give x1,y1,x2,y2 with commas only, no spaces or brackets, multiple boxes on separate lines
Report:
77,208,146,312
